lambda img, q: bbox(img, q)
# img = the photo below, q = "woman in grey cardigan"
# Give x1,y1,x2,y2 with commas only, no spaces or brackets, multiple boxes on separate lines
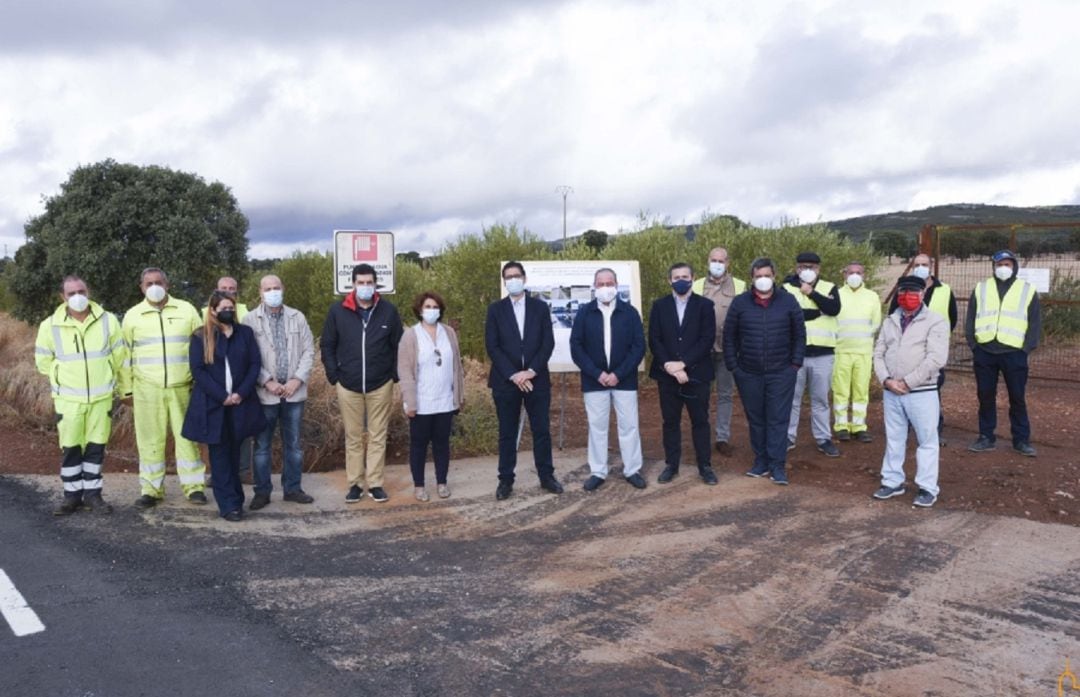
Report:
397,291,465,501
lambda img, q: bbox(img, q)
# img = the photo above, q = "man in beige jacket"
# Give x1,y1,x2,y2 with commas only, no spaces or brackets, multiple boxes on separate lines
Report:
872,275,950,508
243,275,316,509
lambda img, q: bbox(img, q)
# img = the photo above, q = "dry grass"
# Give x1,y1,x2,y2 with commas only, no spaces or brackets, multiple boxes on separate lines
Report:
0,313,61,431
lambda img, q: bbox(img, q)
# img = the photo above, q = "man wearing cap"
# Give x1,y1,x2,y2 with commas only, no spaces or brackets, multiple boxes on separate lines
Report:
889,253,957,445
872,275,949,508
832,261,881,443
965,250,1040,456
784,252,842,456
693,246,747,456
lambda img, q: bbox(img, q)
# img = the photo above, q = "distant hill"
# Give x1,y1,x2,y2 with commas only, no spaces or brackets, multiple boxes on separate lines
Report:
825,203,1080,242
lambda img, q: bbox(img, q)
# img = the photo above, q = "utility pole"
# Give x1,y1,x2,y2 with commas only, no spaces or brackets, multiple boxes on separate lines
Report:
555,185,573,242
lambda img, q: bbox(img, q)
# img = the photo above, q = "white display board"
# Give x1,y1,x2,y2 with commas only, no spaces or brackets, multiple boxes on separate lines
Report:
1017,268,1050,293
502,260,643,373
333,230,396,294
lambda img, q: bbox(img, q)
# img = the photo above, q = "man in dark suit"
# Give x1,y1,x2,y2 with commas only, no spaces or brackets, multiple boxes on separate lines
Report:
648,262,718,485
485,261,563,500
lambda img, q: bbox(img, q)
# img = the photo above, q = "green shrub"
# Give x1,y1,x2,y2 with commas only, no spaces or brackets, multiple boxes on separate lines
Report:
1043,270,1080,340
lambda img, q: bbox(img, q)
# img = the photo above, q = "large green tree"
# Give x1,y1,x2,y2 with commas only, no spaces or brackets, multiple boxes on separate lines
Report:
10,159,249,322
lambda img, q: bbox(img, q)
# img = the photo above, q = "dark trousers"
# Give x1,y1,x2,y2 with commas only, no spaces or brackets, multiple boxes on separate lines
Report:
972,345,1031,445
208,407,245,516
735,368,798,475
657,378,712,469
937,369,946,436
409,411,454,486
493,386,554,484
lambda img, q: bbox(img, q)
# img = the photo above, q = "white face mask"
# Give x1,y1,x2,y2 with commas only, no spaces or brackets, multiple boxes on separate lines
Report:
144,284,167,303
355,285,375,302
846,274,863,289
912,265,931,280
708,262,726,278
421,308,440,325
67,293,90,313
263,289,284,308
754,277,774,293
994,265,1013,281
505,277,525,296
594,286,617,303
798,268,817,284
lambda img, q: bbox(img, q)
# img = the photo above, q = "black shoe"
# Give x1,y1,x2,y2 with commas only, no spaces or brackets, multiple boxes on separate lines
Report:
1013,442,1037,457
698,466,718,486
836,430,851,442
583,475,605,492
855,431,873,443
715,441,734,457
53,497,83,516
624,473,647,489
540,477,564,494
223,510,243,522
816,439,840,457
495,482,513,500
283,490,315,504
657,465,679,483
134,494,158,510
249,493,271,510
188,491,208,505
968,435,995,452
81,492,112,514
345,485,363,503
368,487,389,503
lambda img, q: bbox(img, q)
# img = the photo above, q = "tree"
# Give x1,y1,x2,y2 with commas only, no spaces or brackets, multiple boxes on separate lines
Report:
9,159,249,322
581,229,609,252
868,230,916,262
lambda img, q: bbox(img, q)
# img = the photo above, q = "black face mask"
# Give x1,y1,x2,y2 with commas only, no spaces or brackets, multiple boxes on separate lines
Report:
217,309,236,325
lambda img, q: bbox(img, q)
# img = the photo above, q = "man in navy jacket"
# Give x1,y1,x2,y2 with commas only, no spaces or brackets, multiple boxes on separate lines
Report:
724,258,807,485
570,268,647,491
648,262,718,485
485,261,563,500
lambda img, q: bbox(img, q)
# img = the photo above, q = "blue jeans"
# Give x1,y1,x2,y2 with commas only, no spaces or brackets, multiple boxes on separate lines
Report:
253,401,305,496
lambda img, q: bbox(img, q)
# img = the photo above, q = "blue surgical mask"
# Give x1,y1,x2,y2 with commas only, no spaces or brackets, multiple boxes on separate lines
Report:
505,277,525,296
355,285,375,302
263,289,284,308
421,308,441,325
671,279,693,296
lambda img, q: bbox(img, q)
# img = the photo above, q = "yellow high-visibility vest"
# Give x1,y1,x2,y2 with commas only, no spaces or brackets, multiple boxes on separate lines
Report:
35,301,126,403
973,278,1034,349
692,276,747,295
927,282,952,321
835,286,882,354
786,279,838,348
119,296,202,392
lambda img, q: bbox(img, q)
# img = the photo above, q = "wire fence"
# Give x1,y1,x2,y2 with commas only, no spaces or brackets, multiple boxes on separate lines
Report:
924,224,1080,382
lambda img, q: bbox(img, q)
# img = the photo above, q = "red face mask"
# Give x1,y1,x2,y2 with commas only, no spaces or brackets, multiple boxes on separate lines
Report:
897,292,922,311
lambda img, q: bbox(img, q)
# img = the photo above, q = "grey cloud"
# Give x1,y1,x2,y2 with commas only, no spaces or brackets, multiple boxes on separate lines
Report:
0,0,570,54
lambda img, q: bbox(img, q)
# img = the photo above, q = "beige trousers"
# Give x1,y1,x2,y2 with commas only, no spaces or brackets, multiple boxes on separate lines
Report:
336,381,394,488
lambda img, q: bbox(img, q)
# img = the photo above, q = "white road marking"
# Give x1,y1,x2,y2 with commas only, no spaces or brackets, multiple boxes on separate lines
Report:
0,569,46,637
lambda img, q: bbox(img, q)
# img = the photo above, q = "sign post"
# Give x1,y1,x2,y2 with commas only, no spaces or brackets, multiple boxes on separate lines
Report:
333,230,396,294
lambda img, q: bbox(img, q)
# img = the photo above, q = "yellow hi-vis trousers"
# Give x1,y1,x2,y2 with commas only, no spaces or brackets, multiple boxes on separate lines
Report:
832,352,872,434
133,381,205,497
55,398,112,496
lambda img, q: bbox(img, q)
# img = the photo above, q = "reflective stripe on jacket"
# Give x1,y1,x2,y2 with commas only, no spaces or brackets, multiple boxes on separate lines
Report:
119,297,202,392
973,279,1034,349
786,279,838,348
35,301,125,403
835,286,882,354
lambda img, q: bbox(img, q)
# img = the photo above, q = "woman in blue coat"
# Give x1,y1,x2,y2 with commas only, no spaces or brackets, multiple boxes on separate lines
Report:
183,291,266,521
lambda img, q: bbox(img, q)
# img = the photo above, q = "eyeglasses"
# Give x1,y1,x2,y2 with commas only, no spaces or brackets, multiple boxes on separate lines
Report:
433,348,442,367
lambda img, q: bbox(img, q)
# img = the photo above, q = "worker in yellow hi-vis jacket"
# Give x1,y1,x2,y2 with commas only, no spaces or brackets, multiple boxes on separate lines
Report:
832,262,882,443
118,267,206,509
35,275,126,516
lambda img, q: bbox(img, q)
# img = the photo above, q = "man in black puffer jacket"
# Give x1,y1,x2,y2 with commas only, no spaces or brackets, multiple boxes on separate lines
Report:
723,258,806,485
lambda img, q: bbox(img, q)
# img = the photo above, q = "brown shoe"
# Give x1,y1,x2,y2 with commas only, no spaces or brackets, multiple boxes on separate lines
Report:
714,441,734,457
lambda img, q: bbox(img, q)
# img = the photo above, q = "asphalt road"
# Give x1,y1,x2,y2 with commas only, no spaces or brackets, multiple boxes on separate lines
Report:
0,476,350,697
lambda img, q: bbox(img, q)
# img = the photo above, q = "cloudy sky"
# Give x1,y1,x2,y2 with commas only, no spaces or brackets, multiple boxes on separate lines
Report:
2,0,1079,259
